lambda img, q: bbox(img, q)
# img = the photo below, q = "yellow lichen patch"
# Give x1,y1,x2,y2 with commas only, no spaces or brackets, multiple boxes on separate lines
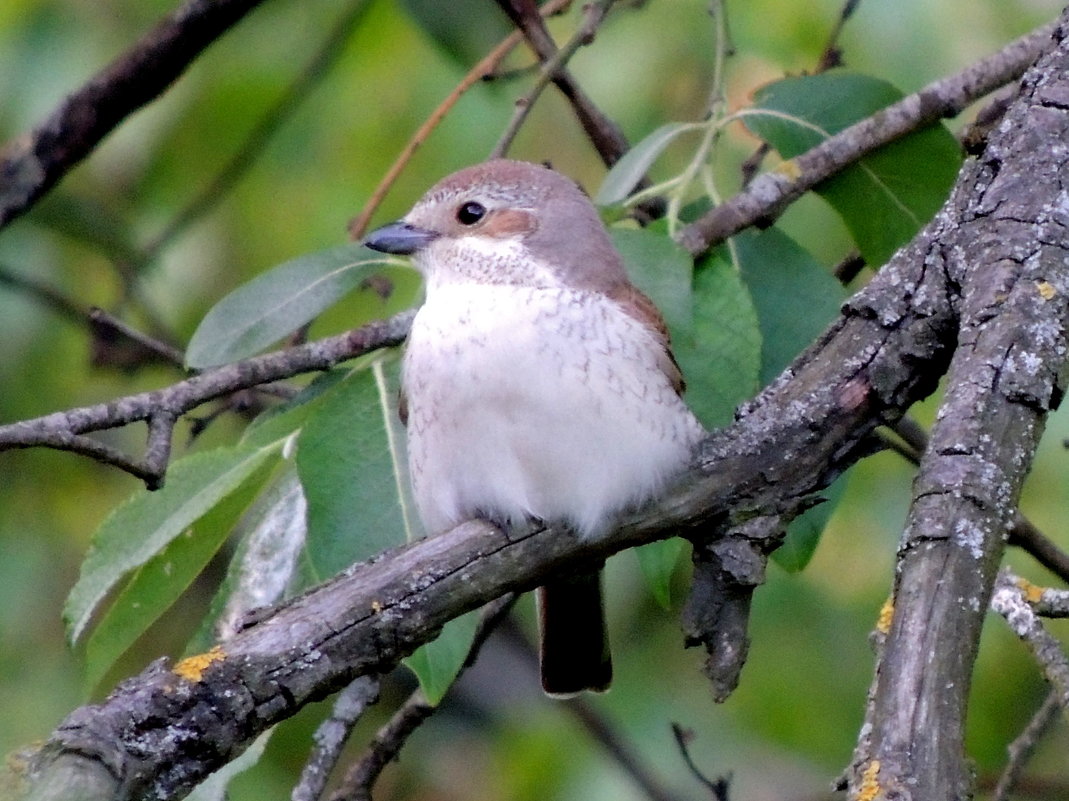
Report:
1016,576,1045,604
856,760,881,801
173,645,226,682
1037,280,1057,301
371,600,383,613
774,159,802,181
876,598,894,634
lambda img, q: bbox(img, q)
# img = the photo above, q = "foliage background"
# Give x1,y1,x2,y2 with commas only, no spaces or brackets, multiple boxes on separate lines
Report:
0,1,1067,799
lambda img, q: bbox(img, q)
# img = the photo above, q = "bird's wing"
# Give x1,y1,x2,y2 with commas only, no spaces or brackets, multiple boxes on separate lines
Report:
608,283,686,397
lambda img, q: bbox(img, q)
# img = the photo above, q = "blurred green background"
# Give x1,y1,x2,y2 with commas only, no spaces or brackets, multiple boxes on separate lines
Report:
1,1,1068,799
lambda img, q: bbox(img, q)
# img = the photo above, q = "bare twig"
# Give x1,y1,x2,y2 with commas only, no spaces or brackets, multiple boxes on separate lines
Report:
567,700,688,801
740,0,865,187
490,0,617,159
494,0,632,167
0,0,269,230
88,308,186,368
677,18,1059,257
992,571,1069,708
498,619,687,801
993,690,1062,801
670,724,730,801
0,310,415,485
0,263,86,323
329,595,517,801
816,0,864,72
292,676,381,801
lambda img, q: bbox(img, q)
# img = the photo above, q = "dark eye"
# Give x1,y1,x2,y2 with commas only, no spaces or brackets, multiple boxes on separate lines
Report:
456,201,486,225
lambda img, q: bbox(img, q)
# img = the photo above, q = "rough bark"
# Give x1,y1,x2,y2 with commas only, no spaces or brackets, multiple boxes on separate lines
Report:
848,19,1069,800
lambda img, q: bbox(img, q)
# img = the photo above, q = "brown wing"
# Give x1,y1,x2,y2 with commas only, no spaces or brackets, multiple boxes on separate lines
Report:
608,282,686,396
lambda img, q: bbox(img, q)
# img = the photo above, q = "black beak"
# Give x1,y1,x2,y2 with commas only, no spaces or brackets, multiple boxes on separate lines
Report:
364,221,439,255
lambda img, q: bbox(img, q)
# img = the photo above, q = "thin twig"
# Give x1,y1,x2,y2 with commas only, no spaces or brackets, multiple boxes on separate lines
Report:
741,0,864,187
490,0,616,159
0,310,415,484
677,18,1058,256
816,0,864,72
993,690,1062,801
991,570,1069,709
0,263,86,323
346,0,574,240
567,700,689,801
498,618,689,801
0,0,270,229
144,0,372,258
670,723,730,801
495,0,632,167
88,308,186,367
329,595,517,801
292,675,381,801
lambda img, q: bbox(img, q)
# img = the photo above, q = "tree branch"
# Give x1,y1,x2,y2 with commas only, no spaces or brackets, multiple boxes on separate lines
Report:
490,0,616,159
848,20,1069,796
0,310,415,485
0,0,269,230
676,18,1059,257
991,571,1069,708
494,0,633,167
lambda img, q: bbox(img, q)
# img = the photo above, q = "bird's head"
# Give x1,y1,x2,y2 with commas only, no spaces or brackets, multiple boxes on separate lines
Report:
364,159,629,293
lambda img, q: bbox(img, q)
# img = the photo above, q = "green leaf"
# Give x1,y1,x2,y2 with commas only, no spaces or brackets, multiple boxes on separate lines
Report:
746,72,962,266
733,227,845,386
772,473,849,572
678,250,762,428
84,508,231,691
186,243,400,369
403,610,480,705
635,539,685,609
64,440,286,644
595,122,700,207
295,353,415,584
610,227,694,330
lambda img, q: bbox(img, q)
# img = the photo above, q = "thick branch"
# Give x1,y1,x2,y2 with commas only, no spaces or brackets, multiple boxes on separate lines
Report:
849,19,1069,798
0,0,269,230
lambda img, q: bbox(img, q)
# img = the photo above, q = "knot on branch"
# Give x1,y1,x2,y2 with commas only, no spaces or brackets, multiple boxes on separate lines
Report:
682,514,786,702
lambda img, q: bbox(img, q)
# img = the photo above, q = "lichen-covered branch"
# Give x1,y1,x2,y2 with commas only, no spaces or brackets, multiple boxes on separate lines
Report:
848,20,1069,798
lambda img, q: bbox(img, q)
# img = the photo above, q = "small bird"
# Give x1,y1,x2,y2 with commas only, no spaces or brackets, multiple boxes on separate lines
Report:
365,159,705,695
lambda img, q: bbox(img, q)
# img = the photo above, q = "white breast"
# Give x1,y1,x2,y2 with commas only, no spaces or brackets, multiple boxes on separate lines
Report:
402,283,705,537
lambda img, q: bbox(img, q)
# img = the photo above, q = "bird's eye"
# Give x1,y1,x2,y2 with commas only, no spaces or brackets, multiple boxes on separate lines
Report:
456,201,486,226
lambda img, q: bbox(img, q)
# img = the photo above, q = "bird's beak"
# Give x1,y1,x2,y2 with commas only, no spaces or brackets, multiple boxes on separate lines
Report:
364,221,439,255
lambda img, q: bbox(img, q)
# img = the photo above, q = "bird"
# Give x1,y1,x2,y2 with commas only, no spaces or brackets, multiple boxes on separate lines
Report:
364,159,705,695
